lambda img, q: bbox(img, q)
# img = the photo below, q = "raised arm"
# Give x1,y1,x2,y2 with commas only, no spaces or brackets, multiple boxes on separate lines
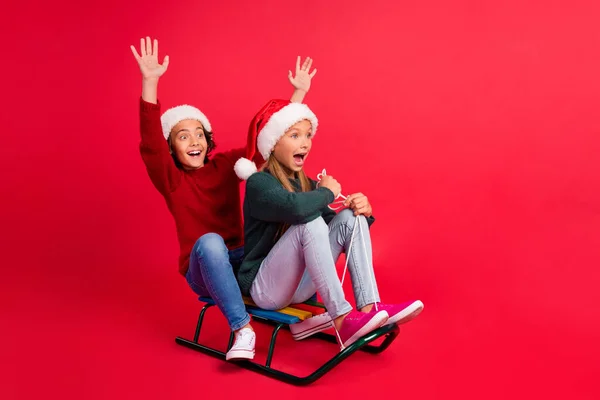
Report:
289,56,317,103
131,37,181,194
130,37,170,104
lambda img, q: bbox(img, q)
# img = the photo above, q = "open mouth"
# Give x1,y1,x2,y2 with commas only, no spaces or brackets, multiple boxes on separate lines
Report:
187,150,203,158
293,152,307,166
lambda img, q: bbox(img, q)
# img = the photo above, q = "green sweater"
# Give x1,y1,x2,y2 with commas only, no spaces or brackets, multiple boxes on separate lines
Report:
237,171,374,295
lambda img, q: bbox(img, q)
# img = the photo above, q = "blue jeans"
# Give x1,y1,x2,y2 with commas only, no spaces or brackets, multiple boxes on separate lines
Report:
186,233,250,331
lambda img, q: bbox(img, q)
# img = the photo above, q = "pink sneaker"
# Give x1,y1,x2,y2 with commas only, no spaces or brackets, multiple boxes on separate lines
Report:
337,310,389,349
369,300,424,325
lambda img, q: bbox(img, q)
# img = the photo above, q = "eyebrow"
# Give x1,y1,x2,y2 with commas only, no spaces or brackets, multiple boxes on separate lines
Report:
176,127,204,134
288,129,312,134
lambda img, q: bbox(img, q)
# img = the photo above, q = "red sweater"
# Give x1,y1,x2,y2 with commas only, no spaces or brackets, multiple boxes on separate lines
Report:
139,98,244,275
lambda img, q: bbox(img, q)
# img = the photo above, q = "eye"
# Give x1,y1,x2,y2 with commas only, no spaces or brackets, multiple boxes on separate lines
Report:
197,132,204,138
179,135,187,140
307,132,313,138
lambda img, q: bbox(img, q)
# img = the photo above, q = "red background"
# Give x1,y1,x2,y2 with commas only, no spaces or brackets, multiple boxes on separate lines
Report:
1,0,599,398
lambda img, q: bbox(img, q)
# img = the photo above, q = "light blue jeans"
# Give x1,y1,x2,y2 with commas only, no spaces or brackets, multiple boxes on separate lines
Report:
186,233,250,331
250,209,380,319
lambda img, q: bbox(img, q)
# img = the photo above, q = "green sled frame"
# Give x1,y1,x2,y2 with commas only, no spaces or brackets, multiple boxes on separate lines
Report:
175,297,400,385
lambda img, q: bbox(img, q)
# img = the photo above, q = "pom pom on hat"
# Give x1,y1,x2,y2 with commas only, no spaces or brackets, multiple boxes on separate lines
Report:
160,105,212,140
234,157,258,181
235,99,318,180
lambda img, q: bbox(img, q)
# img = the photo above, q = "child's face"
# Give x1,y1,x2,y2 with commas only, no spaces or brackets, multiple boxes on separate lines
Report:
169,119,208,170
273,119,313,177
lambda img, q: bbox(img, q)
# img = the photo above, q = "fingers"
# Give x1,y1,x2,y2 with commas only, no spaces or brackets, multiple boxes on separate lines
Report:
349,198,368,210
288,70,293,83
344,193,361,205
146,36,152,56
305,57,313,71
345,193,368,207
130,45,141,60
162,55,170,69
310,68,317,78
342,192,371,216
296,56,301,72
353,204,371,216
140,37,146,56
301,57,310,71
153,39,158,56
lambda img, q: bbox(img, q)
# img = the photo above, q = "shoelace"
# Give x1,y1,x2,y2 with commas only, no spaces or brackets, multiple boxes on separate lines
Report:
316,169,380,349
234,328,253,348
316,169,348,211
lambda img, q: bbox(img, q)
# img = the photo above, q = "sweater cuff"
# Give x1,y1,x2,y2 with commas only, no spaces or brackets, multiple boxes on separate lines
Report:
316,187,335,204
140,97,161,111
365,215,376,227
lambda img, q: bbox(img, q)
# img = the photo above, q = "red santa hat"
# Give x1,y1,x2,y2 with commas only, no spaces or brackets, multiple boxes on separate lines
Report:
160,105,212,140
234,99,318,180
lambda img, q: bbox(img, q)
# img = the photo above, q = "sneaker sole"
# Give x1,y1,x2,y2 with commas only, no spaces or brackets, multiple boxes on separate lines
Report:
386,300,424,325
291,320,334,341
342,310,389,348
225,349,255,361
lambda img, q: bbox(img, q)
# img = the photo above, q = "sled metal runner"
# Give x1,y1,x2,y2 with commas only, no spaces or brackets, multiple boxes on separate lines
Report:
175,298,400,386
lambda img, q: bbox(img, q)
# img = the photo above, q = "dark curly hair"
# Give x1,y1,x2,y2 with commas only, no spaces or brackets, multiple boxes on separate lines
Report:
168,130,216,168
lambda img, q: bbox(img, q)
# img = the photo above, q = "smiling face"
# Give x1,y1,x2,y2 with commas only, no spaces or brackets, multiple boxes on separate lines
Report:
272,119,313,177
169,119,208,170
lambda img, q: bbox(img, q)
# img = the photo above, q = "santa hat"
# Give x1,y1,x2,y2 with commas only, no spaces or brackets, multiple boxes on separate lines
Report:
160,105,212,140
234,99,318,180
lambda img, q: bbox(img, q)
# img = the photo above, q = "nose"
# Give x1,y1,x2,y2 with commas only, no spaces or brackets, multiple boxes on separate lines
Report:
300,137,310,149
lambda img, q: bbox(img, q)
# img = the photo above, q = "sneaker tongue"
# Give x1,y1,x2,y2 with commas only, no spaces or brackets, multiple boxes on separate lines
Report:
238,327,253,336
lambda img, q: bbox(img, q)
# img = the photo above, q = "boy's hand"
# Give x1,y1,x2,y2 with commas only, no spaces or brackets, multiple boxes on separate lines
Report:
288,56,317,93
130,37,170,80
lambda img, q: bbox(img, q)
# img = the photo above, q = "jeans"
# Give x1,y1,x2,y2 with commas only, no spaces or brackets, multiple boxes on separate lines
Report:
250,209,380,319
186,233,250,331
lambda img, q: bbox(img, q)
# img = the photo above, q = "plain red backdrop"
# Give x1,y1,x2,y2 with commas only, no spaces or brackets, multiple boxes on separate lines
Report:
1,0,599,398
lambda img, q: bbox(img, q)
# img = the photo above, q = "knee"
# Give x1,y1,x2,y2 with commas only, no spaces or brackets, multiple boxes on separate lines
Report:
337,208,356,224
305,216,328,233
300,217,329,242
193,233,227,258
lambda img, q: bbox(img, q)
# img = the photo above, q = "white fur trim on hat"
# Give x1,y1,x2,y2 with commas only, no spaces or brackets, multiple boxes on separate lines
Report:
160,105,212,140
257,103,318,160
234,157,258,180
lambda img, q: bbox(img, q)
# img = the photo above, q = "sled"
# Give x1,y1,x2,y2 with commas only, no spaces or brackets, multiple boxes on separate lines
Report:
175,296,400,385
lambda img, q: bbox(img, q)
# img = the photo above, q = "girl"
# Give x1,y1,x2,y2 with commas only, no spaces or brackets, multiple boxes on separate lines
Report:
130,37,317,360
234,100,424,349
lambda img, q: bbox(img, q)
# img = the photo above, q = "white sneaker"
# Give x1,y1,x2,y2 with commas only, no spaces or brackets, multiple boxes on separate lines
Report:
225,328,255,361
290,312,334,340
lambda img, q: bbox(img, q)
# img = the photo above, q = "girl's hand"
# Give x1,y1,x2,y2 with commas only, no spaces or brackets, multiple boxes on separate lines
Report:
288,56,317,93
130,37,170,80
344,193,373,217
319,175,342,198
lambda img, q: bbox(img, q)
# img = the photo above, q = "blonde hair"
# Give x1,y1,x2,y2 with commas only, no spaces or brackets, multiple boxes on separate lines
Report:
262,153,312,239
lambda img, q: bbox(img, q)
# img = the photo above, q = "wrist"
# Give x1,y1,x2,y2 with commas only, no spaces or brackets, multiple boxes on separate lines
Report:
142,77,159,85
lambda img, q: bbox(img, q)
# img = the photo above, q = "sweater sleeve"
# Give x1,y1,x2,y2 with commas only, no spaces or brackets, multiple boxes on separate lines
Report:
246,173,335,225
221,147,246,167
139,98,182,194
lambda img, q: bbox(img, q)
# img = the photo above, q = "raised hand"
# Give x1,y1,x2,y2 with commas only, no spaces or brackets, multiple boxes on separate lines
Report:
288,56,317,93
130,37,170,80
